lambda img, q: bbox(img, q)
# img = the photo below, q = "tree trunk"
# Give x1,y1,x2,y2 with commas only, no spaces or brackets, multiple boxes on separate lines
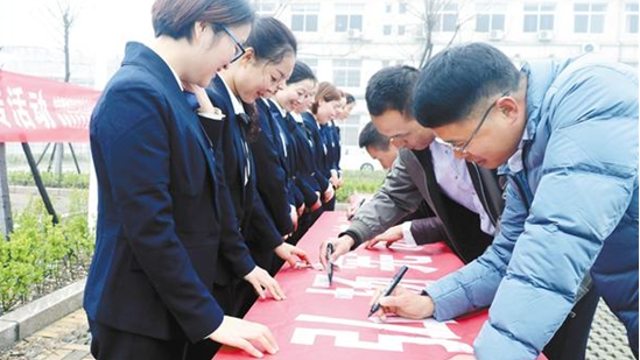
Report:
63,12,71,83
54,143,64,184
0,143,13,239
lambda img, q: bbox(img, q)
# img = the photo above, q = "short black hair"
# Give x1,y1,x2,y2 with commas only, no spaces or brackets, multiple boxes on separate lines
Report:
359,121,390,151
288,61,316,85
413,42,521,128
365,65,419,117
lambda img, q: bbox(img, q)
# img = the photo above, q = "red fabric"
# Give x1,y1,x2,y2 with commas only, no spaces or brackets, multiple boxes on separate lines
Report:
0,70,100,142
216,212,548,360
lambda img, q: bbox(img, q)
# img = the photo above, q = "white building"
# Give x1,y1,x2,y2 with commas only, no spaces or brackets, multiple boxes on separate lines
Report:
253,0,639,164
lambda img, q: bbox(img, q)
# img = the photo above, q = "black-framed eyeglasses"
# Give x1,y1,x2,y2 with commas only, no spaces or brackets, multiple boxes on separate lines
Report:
436,90,511,154
219,24,246,63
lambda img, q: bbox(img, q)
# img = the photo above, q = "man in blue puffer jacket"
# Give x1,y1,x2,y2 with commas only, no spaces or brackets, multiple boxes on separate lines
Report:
371,43,638,360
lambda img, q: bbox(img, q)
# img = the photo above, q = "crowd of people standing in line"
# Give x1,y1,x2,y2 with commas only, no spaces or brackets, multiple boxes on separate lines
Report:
83,0,638,360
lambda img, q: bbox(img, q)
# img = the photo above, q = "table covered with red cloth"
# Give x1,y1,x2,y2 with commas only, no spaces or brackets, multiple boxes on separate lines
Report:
215,212,547,360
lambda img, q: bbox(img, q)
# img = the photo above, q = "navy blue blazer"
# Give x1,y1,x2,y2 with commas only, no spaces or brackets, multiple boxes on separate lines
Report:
249,99,296,235
302,113,331,187
323,120,341,174
206,77,282,253
261,100,304,208
286,114,325,206
84,42,255,343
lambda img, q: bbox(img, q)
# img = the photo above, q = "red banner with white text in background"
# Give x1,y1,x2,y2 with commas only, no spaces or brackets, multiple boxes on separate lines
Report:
0,70,100,142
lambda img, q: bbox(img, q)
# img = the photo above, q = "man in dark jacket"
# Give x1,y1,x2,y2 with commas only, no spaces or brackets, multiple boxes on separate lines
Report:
320,65,599,360
322,66,503,264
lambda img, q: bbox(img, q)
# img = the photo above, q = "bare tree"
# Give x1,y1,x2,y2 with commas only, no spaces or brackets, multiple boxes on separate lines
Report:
409,0,474,68
46,0,81,180
250,0,292,19
47,0,81,83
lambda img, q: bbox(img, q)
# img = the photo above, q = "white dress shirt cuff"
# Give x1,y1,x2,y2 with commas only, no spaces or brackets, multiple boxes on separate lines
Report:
198,112,225,121
402,221,417,246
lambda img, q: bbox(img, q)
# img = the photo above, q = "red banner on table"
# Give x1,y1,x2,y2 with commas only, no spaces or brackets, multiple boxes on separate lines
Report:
0,70,100,142
216,212,547,360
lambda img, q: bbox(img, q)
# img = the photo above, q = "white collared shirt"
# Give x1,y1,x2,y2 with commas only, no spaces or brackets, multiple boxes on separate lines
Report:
291,112,304,124
219,76,251,186
149,47,224,121
430,141,496,236
266,99,289,158
403,142,497,245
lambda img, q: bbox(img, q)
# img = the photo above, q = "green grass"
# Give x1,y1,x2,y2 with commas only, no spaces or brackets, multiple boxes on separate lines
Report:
8,171,89,189
336,170,387,202
8,169,390,203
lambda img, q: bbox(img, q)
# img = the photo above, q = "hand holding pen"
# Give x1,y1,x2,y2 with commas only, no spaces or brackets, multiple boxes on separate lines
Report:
368,266,435,321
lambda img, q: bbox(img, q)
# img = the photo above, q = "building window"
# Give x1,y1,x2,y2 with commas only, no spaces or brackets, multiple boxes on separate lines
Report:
433,3,459,32
399,2,408,14
298,58,319,75
254,1,277,16
574,3,606,33
335,3,365,32
475,3,507,32
341,115,362,147
385,3,392,13
383,25,392,35
291,3,319,32
626,3,639,33
523,3,555,32
333,59,361,87
398,25,406,35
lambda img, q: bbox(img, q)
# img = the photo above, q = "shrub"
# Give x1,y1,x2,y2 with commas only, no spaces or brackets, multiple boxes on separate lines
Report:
0,193,94,313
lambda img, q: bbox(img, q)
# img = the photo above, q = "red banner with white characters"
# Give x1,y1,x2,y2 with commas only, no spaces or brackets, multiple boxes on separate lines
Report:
215,212,547,360
0,70,100,142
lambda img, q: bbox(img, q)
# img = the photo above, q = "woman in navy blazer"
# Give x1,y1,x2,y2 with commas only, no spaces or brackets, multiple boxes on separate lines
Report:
84,1,279,359
271,61,324,242
254,97,304,234
202,17,309,321
305,82,343,211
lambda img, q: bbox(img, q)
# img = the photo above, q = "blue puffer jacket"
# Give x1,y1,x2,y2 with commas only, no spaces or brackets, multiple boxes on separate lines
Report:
426,55,639,360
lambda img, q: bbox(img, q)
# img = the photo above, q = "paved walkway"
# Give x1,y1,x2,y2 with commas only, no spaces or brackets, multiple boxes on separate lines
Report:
0,310,91,360
0,300,635,360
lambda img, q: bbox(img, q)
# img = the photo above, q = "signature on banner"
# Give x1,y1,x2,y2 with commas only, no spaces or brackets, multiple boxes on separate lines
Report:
334,252,437,274
291,314,473,353
307,274,433,299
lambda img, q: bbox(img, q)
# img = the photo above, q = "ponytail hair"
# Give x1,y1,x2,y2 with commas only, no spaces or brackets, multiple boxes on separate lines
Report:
311,82,341,115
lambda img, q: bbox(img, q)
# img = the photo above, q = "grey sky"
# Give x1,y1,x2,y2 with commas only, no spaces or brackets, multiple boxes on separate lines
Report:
1,0,156,59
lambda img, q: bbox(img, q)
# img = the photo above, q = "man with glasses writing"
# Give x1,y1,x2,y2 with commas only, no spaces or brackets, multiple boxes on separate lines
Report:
370,44,636,360
319,65,503,268
319,64,601,360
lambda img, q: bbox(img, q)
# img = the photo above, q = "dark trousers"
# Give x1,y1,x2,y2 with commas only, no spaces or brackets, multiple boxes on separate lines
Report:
324,196,336,211
89,320,188,360
290,209,323,245
543,286,600,360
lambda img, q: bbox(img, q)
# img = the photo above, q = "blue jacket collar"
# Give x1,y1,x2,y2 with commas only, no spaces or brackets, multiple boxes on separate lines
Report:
122,42,182,98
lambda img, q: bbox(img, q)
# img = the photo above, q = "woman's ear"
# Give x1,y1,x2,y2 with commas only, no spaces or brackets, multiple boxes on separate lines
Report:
239,47,255,65
191,21,209,44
